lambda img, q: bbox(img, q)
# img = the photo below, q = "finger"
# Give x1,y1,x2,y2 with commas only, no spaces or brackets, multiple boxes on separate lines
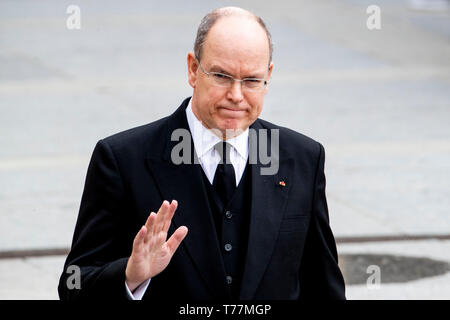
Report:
166,226,188,255
144,212,157,243
144,211,155,230
155,200,170,234
132,225,147,253
162,200,178,234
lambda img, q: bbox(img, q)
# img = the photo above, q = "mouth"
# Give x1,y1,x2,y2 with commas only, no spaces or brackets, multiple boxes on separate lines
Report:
219,106,246,113
218,107,246,119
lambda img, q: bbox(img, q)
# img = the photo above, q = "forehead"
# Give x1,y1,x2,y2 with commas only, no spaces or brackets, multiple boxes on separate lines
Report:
201,16,270,74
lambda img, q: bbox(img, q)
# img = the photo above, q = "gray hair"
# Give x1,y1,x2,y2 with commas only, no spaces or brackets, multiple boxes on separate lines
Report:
193,7,273,67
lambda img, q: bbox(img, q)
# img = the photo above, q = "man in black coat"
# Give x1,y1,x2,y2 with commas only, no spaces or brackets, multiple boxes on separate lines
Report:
59,6,345,300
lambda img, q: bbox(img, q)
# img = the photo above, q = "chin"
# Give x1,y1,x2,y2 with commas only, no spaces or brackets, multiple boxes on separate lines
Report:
218,118,242,129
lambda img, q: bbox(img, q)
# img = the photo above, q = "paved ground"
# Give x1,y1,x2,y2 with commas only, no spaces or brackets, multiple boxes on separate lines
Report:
339,239,450,299
0,0,449,299
1,239,449,300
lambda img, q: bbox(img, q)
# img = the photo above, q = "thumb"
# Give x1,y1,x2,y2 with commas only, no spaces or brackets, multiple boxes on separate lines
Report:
166,226,188,255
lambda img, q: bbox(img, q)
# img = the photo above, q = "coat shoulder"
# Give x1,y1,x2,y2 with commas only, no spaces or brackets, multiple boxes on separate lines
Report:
100,115,170,158
99,98,190,157
256,118,323,159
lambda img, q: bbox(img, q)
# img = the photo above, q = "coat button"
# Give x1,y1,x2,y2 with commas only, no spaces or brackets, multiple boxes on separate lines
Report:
225,211,233,219
226,275,233,284
224,243,232,252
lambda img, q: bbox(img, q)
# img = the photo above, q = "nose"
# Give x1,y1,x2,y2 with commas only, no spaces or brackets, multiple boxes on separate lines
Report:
226,80,244,104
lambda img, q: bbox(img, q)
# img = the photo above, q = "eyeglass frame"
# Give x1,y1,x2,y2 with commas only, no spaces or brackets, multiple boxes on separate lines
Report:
195,57,270,92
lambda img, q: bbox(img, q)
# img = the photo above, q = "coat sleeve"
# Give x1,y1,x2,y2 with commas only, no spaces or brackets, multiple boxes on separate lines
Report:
58,139,133,300
298,143,346,299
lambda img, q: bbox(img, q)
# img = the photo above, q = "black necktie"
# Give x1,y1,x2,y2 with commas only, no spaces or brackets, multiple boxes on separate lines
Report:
213,142,236,205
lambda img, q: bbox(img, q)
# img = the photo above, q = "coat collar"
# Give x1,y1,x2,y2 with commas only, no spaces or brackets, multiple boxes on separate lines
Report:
145,98,293,299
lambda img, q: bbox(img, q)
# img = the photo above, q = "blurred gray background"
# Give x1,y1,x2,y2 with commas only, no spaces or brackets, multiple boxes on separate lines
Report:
0,0,449,299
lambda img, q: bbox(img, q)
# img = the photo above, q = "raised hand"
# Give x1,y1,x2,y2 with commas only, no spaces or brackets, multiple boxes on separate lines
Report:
125,200,188,292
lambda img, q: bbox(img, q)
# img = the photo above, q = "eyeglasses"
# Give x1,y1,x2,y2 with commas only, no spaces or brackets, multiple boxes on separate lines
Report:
196,58,269,92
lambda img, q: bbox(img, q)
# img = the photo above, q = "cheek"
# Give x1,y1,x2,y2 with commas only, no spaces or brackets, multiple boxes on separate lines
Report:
247,96,264,118
206,91,226,113
197,86,218,110
210,87,227,102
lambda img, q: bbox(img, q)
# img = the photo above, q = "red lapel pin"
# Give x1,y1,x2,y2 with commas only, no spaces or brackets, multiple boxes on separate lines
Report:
279,181,286,187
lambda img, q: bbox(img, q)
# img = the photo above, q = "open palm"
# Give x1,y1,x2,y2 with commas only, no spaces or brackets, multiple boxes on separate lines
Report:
125,200,188,292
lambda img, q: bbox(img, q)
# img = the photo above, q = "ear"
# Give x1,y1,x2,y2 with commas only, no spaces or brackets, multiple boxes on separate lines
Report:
187,52,199,88
264,62,274,93
267,62,274,78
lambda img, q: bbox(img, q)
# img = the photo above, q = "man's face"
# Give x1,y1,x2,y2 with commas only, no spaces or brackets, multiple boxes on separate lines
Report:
188,16,273,138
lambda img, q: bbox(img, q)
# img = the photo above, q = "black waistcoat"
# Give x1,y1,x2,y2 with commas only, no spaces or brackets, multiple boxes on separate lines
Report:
200,162,252,299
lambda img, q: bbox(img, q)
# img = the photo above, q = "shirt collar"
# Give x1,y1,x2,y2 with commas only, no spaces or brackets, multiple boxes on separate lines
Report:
185,99,249,160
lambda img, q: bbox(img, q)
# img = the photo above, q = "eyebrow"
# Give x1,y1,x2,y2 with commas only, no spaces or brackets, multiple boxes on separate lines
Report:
208,64,266,79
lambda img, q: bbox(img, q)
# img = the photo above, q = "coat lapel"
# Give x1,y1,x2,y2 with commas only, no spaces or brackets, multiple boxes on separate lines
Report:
145,100,230,299
240,121,294,300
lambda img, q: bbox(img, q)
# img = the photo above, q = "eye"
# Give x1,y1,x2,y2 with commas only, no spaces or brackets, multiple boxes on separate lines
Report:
244,78,264,88
212,73,228,79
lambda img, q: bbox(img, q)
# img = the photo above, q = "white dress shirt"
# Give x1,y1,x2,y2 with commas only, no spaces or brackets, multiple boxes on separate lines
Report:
185,99,249,186
125,99,249,299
